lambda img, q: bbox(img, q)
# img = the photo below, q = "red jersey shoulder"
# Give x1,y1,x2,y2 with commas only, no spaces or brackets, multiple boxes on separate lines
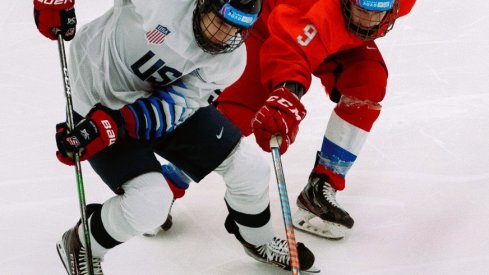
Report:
399,0,417,17
306,0,363,53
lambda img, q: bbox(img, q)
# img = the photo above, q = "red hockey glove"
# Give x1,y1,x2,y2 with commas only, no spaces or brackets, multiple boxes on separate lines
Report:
252,87,307,154
33,0,76,41
56,104,123,165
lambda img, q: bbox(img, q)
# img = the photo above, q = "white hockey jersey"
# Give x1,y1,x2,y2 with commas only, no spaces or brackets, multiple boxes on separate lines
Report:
68,0,246,117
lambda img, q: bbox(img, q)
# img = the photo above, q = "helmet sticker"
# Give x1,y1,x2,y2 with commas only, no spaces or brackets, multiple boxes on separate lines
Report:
356,0,394,11
219,3,258,28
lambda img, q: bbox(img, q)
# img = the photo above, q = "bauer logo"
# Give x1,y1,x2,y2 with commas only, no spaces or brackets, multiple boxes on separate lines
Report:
37,0,74,4
145,25,171,45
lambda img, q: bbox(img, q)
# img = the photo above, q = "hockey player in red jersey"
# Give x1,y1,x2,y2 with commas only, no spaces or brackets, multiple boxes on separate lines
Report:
216,0,417,238
158,0,417,239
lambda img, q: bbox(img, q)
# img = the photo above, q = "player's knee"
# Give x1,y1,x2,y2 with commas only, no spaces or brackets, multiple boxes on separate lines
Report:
220,140,270,196
339,61,387,103
122,173,173,231
336,95,382,132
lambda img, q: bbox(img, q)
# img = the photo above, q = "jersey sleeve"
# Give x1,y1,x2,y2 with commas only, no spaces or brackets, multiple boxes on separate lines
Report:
398,0,417,17
260,4,330,92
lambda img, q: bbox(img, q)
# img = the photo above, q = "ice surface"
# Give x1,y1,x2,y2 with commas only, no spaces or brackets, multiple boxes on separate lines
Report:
1,1,488,274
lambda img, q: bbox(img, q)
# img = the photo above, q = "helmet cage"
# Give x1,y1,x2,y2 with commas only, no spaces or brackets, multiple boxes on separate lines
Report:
342,0,400,41
193,0,260,54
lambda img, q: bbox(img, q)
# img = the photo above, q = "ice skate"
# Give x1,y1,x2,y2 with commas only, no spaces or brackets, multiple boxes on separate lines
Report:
294,169,354,239
56,224,104,275
242,236,320,273
225,215,320,273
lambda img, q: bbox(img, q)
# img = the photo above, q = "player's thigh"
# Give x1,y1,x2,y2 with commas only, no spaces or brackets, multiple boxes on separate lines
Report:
335,41,388,102
88,139,162,194
153,105,242,182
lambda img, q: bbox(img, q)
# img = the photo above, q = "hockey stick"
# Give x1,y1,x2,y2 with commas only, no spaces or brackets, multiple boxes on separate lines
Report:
270,136,301,275
57,35,95,275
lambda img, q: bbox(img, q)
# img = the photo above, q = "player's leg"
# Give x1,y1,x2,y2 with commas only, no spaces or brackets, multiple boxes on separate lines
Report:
148,35,267,233
215,139,317,272
144,104,242,235
57,137,173,274
294,41,387,239
155,105,317,271
143,162,192,236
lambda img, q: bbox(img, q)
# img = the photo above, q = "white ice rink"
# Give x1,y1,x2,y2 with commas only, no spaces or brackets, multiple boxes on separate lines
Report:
1,1,489,274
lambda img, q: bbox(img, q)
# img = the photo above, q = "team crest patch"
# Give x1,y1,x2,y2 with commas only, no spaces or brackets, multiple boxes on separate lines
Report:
145,25,171,45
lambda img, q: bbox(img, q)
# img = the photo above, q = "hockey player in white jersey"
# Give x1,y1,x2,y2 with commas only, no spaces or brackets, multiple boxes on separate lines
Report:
33,0,317,274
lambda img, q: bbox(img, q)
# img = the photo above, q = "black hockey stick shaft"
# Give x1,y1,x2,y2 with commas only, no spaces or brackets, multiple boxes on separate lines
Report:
57,35,95,275
270,136,301,275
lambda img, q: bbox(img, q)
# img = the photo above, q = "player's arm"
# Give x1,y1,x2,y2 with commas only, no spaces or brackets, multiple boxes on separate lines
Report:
55,82,199,165
252,5,328,154
55,73,239,165
33,0,77,40
260,5,329,93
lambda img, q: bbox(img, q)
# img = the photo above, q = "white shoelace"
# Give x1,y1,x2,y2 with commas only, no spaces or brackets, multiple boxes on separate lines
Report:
322,182,340,208
78,246,104,275
257,237,290,265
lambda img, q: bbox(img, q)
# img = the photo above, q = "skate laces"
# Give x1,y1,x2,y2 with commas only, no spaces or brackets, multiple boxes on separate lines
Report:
321,181,340,208
257,237,290,265
78,246,104,275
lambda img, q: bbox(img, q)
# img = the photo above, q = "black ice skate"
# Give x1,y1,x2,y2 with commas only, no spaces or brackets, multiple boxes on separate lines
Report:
294,162,354,239
56,224,104,275
225,216,320,273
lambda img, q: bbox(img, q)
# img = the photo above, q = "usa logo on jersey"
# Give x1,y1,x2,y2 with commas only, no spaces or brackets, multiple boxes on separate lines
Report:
145,25,171,45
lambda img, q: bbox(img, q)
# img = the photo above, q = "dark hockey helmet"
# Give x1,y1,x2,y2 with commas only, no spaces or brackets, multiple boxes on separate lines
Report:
193,0,262,54
341,0,400,40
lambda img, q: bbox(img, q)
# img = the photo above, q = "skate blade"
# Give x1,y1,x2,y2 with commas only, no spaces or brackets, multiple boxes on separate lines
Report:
143,227,161,237
293,208,348,239
143,215,173,237
56,241,71,274
303,265,321,273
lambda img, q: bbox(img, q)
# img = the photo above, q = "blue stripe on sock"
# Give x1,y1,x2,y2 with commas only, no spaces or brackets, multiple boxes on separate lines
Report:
320,137,357,177
162,164,190,189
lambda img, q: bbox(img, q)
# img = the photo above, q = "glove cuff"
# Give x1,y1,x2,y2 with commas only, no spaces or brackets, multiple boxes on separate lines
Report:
278,82,305,99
